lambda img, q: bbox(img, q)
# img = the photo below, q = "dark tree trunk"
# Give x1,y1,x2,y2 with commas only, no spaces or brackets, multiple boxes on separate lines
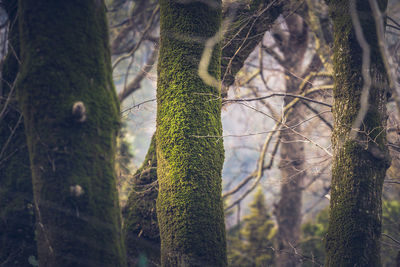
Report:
0,1,36,266
123,135,159,267
17,1,126,266
325,0,390,266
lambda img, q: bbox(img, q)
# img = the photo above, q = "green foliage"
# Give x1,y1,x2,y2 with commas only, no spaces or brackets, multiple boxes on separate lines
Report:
299,208,329,267
299,201,400,266
227,188,276,267
381,200,400,267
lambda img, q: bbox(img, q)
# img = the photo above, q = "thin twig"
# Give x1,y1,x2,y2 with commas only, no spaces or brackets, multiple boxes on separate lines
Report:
223,92,332,107
112,5,159,70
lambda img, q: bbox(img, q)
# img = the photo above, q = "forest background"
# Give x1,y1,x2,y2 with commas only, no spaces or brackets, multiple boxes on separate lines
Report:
0,0,400,266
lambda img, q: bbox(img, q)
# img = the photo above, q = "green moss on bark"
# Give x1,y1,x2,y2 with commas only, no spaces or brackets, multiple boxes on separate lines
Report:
17,1,126,266
325,1,389,266
156,0,226,266
0,1,37,266
123,135,160,267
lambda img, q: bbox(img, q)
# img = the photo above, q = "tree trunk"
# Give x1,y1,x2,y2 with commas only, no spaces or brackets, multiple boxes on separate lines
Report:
17,1,126,266
0,1,36,266
275,14,308,267
122,1,281,265
156,0,226,266
325,0,390,266
276,89,305,267
123,135,159,267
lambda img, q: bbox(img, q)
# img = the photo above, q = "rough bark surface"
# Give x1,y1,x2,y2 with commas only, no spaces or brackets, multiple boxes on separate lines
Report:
325,0,390,266
123,135,159,267
156,0,226,266
0,1,36,266
17,1,126,266
122,1,282,265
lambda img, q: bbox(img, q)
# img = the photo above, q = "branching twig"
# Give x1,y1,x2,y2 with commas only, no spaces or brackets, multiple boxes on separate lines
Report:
118,47,158,102
223,92,332,107
112,5,159,70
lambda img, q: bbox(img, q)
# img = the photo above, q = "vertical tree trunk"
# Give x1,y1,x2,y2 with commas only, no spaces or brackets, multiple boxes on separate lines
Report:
0,1,36,266
17,1,126,266
325,0,390,266
276,89,305,267
275,15,308,267
123,135,160,267
156,0,226,266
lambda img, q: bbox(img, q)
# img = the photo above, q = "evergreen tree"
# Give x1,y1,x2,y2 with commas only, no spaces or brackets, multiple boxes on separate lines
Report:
228,188,276,267
300,201,400,266
381,200,400,267
299,208,329,267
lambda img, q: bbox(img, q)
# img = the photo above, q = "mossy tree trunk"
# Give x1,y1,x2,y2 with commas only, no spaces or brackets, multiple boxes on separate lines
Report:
123,1,281,265
123,135,159,267
156,0,226,266
17,1,126,266
0,1,36,266
325,0,390,266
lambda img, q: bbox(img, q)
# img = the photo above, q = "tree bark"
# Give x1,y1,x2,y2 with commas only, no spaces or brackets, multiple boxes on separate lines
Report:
156,0,226,266
123,135,159,267
325,0,390,266
0,1,36,266
122,1,282,265
17,1,126,266
275,14,309,267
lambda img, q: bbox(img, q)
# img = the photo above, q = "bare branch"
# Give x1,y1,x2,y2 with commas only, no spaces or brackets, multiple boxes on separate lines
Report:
369,0,400,114
112,5,159,70
349,0,372,139
303,101,333,130
223,92,332,107
118,47,158,102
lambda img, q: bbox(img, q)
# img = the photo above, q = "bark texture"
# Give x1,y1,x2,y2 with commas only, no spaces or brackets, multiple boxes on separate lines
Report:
0,1,36,266
122,1,282,265
275,14,309,267
325,0,390,266
123,135,159,267
17,1,126,266
156,0,226,266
